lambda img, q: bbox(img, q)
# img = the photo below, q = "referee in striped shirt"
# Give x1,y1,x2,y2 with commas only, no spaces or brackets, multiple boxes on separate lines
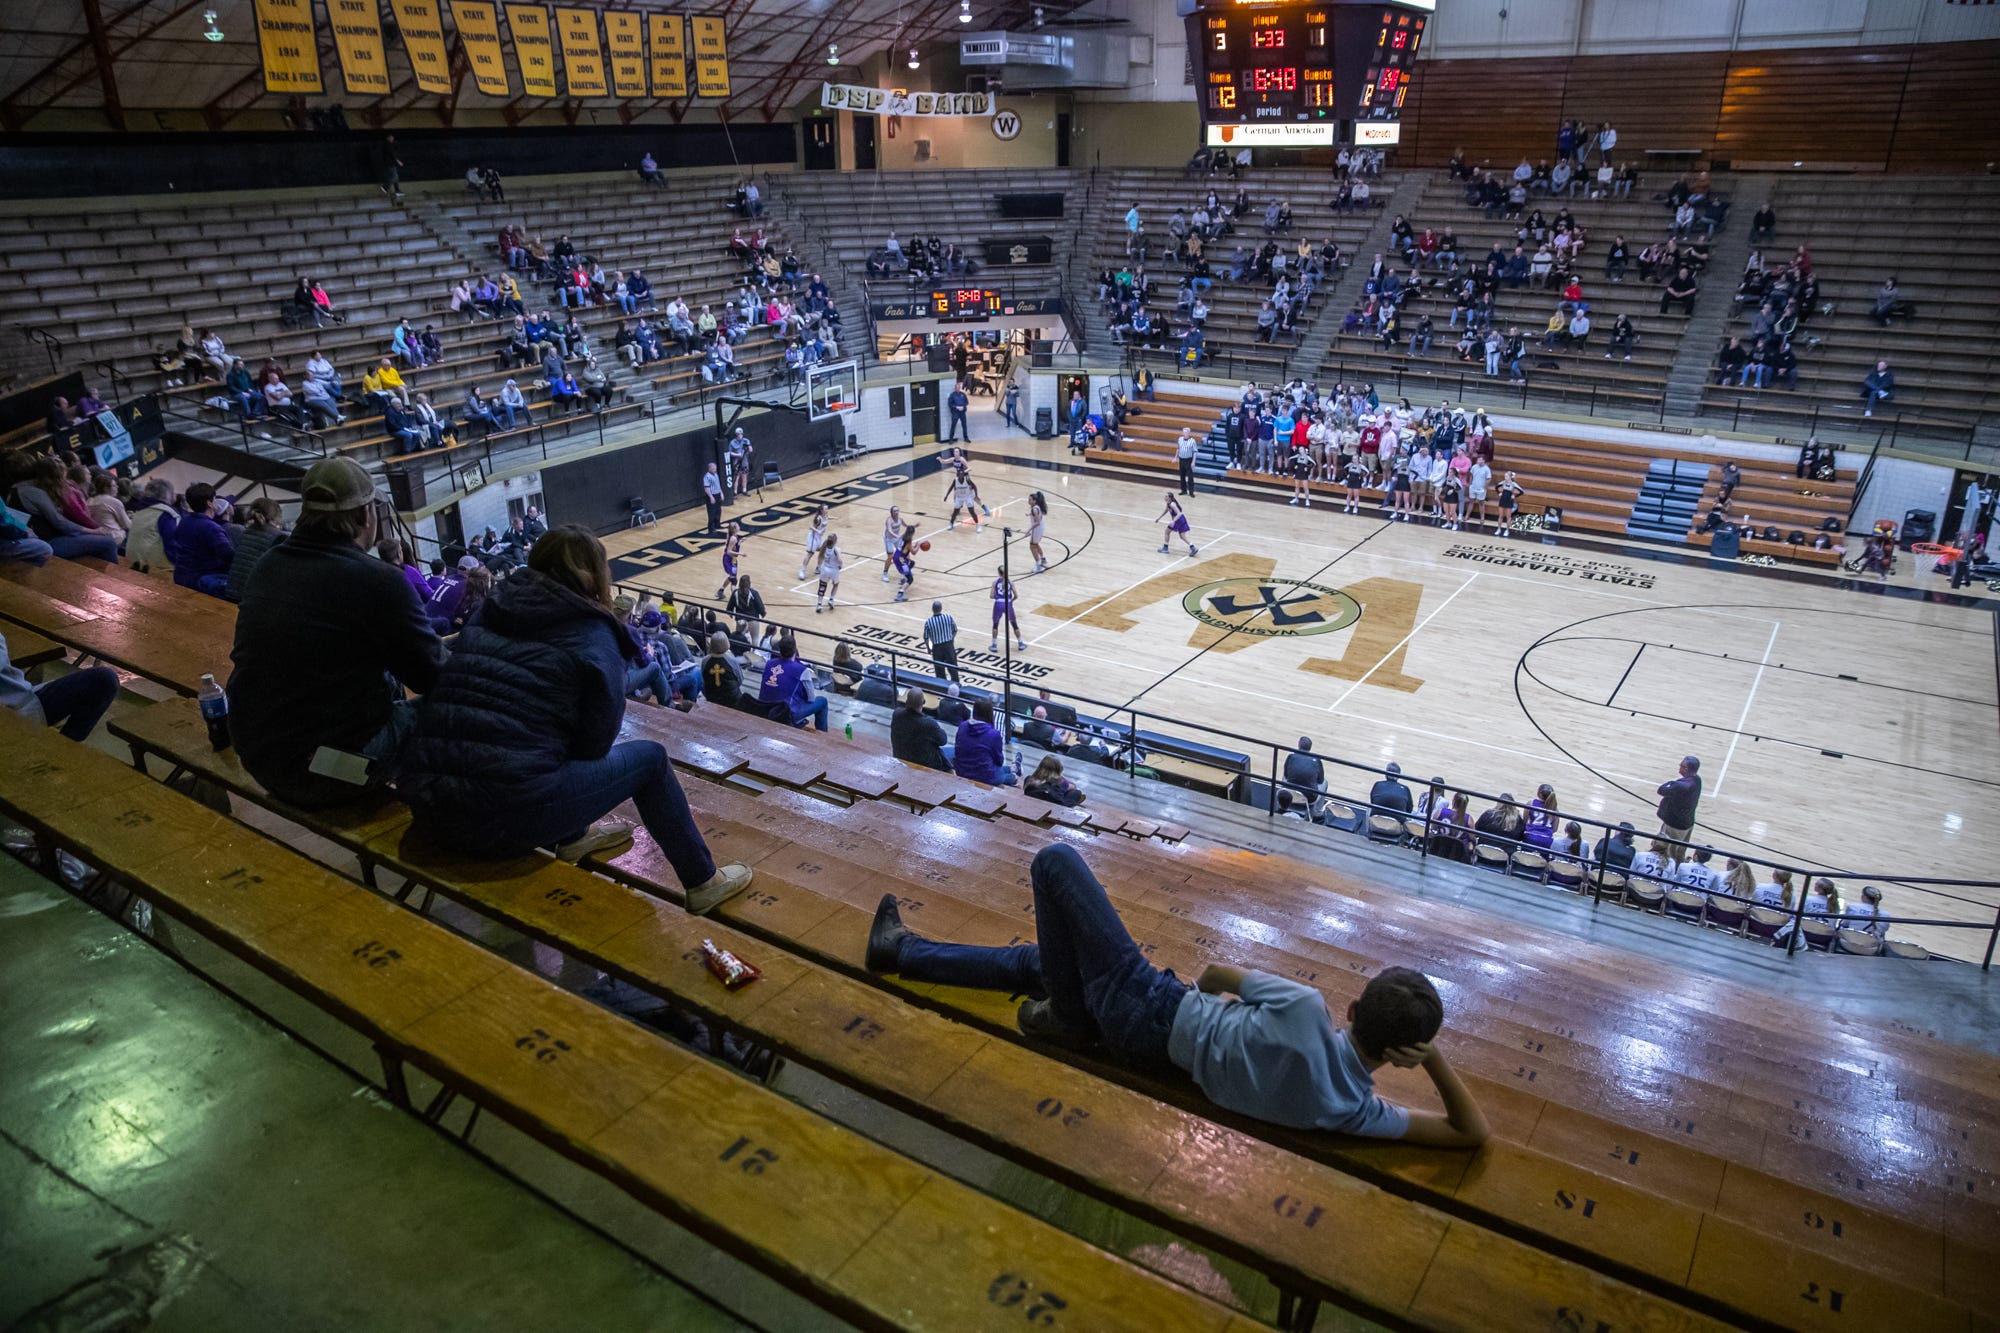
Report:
923,601,961,684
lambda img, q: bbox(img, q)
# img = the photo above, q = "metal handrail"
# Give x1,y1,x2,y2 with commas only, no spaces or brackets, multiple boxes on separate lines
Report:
22,326,62,376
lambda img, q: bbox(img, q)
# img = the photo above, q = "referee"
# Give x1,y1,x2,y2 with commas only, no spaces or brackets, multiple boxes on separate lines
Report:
923,600,961,685
1175,426,1198,495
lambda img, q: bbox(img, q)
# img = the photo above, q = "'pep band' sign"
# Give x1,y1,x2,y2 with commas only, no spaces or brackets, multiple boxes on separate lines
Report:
821,83,995,117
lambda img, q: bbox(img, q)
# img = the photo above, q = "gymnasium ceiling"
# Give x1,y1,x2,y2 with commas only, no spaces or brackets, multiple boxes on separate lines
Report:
0,0,1083,130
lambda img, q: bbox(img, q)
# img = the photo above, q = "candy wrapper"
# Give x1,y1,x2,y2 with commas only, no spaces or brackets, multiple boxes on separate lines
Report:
701,939,762,990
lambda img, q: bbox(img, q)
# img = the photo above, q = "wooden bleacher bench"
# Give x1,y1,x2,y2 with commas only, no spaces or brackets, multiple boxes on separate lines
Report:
0,706,1247,1333
108,694,1758,1333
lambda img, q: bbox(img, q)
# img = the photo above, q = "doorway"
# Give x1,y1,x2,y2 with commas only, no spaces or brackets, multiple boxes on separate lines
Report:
852,116,878,171
804,116,837,172
1055,111,1071,168
1057,373,1089,426
909,379,939,442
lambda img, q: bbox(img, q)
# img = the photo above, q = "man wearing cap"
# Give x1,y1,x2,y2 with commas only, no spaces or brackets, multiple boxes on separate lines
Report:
1368,761,1413,817
1655,755,1701,864
228,456,446,808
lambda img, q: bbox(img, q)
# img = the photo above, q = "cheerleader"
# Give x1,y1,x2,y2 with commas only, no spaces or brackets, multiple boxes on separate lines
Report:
880,504,903,582
1157,493,1199,556
1025,491,1048,572
890,525,918,602
714,520,745,599
990,566,1023,654
1287,440,1315,507
814,532,844,612
799,504,829,580
1494,470,1527,536
1438,469,1463,531
1340,451,1368,514
1388,457,1415,521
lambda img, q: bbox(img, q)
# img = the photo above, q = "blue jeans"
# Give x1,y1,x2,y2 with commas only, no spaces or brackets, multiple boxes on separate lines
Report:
414,739,717,888
0,536,54,565
36,666,120,740
790,696,829,732
626,660,675,704
892,845,1184,1067
49,534,121,562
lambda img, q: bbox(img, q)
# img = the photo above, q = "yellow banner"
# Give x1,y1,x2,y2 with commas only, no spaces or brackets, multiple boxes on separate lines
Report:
603,12,646,98
691,15,728,99
389,0,452,94
505,4,558,97
555,7,608,97
450,0,511,96
327,0,389,95
648,13,687,98
251,0,323,94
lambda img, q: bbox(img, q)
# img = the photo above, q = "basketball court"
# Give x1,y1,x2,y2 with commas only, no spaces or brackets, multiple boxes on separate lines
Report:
605,443,2000,959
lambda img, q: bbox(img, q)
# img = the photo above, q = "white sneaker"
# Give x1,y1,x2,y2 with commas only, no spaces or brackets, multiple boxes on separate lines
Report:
686,863,754,915
1288,497,1299,505
1158,544,1170,553
1304,499,1312,507
881,571,890,582
989,641,999,653
555,818,635,863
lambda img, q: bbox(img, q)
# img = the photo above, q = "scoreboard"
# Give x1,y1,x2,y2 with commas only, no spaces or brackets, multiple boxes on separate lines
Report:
931,287,1005,320
1186,0,1429,147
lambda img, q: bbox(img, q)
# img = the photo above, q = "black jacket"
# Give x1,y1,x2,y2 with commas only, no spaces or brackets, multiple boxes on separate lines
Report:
1369,778,1413,814
228,527,445,808
891,706,950,772
399,569,641,815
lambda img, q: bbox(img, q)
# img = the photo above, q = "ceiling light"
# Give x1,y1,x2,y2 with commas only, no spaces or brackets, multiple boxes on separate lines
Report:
827,42,839,64
958,0,972,21
908,47,921,69
1033,6,1045,26
202,9,224,40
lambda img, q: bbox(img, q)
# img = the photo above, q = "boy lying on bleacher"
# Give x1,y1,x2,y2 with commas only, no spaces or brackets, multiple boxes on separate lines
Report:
867,846,1490,1147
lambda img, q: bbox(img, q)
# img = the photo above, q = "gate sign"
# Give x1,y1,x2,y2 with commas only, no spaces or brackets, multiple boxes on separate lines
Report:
821,83,994,117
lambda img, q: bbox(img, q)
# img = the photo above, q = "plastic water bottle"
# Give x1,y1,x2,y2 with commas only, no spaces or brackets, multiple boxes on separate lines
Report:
198,674,231,751
1011,743,1025,780
844,720,854,741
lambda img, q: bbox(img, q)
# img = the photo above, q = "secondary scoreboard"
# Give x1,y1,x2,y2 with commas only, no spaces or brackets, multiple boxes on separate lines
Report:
1185,0,1430,147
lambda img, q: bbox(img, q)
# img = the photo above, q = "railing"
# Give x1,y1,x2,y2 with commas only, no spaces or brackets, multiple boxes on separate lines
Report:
1847,437,1883,529
626,581,2000,966
88,360,129,406
158,394,331,460
22,327,62,377
1702,391,1986,457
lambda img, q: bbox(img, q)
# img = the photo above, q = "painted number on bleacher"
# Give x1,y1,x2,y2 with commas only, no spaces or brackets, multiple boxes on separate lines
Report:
843,1015,885,1042
745,893,780,908
515,1028,571,1062
893,896,924,912
1803,1213,1845,1238
1271,1194,1324,1228
1554,1308,1613,1333
218,867,266,889
543,887,583,908
351,939,402,969
1514,1066,1538,1082
987,1273,1068,1325
1034,1098,1090,1129
1523,1040,1545,1054
112,808,156,829
1608,1145,1641,1167
1799,1282,1844,1314
1554,1190,1598,1219
1669,1117,1696,1135
718,1136,779,1174
1549,1025,1576,1039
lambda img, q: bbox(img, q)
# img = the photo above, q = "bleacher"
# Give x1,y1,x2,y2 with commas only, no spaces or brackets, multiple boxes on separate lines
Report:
5,551,1998,1331
1321,174,1691,416
1697,176,2000,442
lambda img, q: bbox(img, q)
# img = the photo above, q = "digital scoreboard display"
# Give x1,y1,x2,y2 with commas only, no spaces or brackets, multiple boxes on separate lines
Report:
1188,1,1427,146
931,288,1004,320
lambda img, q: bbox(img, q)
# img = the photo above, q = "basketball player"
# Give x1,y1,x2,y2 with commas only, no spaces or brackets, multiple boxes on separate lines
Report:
990,566,1023,655
1494,471,1527,536
1157,493,1199,556
714,520,745,599
949,460,986,533
881,504,904,582
814,532,844,612
891,525,918,602
799,504,829,581
940,448,970,502
1026,491,1049,572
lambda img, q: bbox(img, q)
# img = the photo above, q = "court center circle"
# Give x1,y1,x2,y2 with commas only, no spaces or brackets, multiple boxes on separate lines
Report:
1182,578,1362,638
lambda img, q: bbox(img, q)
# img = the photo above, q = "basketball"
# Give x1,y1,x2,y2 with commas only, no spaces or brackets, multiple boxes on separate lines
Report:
918,540,932,551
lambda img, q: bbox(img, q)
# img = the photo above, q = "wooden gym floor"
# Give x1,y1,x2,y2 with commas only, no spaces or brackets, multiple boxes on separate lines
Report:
603,447,2000,961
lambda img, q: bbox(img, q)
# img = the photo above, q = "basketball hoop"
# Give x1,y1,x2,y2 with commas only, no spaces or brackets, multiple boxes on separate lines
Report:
1912,536,1960,572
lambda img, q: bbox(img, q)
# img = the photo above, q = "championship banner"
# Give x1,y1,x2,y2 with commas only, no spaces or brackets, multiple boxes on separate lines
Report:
451,1,512,96
555,7,609,97
505,4,558,96
691,15,729,99
251,0,322,94
604,11,647,98
820,83,995,117
648,13,687,97
327,0,390,95
389,0,452,94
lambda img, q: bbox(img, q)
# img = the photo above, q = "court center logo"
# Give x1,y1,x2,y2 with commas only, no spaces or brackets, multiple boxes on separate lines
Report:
1182,578,1362,637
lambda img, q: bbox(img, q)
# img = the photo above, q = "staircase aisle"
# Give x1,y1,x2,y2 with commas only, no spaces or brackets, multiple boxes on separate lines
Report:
1661,173,1772,417
1287,170,1428,381
1625,458,1710,541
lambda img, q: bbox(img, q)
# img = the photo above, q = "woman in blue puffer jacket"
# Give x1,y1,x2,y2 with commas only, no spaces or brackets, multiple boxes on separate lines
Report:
398,525,752,915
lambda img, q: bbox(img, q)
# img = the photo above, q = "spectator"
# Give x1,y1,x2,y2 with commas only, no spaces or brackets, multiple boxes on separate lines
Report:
7,455,118,563
1655,755,1701,862
1020,705,1059,750
936,683,970,728
892,688,952,772
953,699,1014,786
1284,735,1326,799
1,627,119,740
699,630,755,710
865,880,1489,1145
1474,795,1526,849
1749,201,1776,244
1369,761,1413,816
1660,267,1699,316
1714,337,1747,385
224,497,287,602
398,526,752,910
1024,755,1086,807
638,151,662,188
123,478,178,573
756,634,829,732
228,457,445,809
1604,314,1636,361
1861,360,1895,417
84,472,129,548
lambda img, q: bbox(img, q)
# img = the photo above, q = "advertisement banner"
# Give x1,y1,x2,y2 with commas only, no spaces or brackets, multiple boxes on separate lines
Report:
691,15,729,99
451,1,512,96
648,13,687,97
819,83,995,117
603,11,647,98
251,0,323,94
555,6,608,96
505,4,558,96
327,0,391,95
1204,122,1336,147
